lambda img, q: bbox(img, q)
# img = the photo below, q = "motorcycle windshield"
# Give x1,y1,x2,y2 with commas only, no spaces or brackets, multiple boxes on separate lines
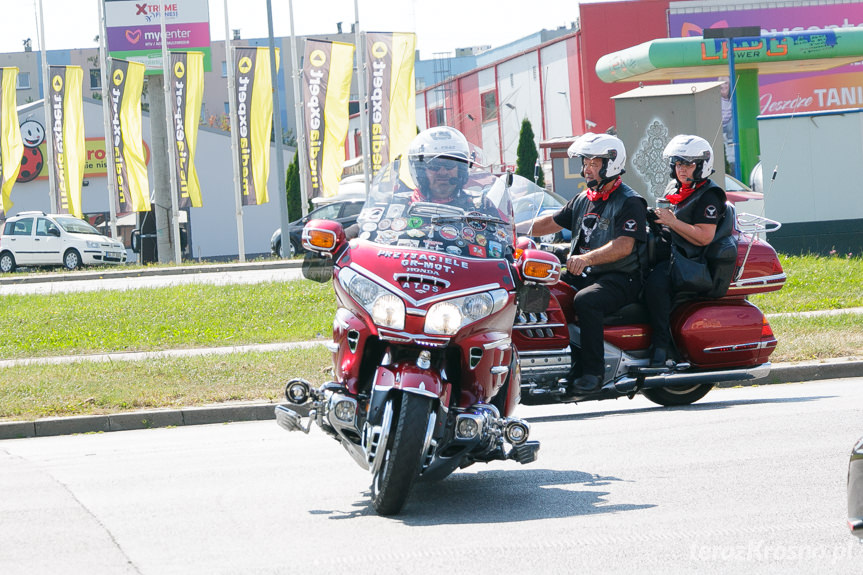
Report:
356,161,515,260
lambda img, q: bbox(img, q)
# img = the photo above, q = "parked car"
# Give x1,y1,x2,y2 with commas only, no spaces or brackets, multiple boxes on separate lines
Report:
849,436,863,540
0,211,127,272
725,173,764,215
270,198,364,257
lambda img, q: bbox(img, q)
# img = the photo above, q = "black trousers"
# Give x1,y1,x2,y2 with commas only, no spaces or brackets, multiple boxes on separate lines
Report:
568,271,642,377
643,259,673,350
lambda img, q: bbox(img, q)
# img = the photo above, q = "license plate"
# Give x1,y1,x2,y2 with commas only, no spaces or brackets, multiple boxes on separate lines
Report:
107,251,121,258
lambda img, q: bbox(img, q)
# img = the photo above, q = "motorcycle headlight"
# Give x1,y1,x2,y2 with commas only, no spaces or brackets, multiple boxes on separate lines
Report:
425,289,508,335
341,269,405,330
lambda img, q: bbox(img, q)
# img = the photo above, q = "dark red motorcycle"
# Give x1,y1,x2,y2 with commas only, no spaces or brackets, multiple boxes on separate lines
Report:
514,187,786,407
275,165,557,515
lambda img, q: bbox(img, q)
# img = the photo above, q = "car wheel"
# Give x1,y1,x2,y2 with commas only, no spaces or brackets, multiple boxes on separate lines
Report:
289,239,299,258
0,252,16,273
63,249,82,270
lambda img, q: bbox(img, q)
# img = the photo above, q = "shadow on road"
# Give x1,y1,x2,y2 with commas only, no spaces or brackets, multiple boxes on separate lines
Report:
525,395,835,425
311,468,655,523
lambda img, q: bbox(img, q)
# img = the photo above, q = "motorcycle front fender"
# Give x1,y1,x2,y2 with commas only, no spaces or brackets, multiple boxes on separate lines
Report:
367,363,449,424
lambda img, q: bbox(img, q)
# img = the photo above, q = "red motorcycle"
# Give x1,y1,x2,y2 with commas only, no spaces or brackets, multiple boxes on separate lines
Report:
275,165,557,515
514,196,786,407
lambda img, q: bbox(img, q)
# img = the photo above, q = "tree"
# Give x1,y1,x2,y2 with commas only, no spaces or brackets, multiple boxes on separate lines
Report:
285,150,303,222
515,118,545,187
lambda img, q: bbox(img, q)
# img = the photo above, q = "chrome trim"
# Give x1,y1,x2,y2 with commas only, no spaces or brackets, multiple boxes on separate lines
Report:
324,342,339,353
394,273,451,289
728,273,786,289
519,347,570,358
613,362,772,391
491,366,509,376
404,387,441,400
483,337,512,350
703,340,777,353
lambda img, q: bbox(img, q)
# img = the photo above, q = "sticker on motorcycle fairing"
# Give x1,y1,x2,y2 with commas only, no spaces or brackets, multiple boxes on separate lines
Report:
406,228,425,238
467,212,487,230
461,227,476,241
386,204,405,219
475,233,487,246
495,229,508,242
391,218,408,231
359,231,371,240
377,230,399,244
439,225,459,240
488,241,502,258
408,216,423,229
377,219,392,230
362,207,385,222
446,245,462,256
397,238,420,247
423,239,444,251
362,222,378,232
468,244,487,257
455,239,467,248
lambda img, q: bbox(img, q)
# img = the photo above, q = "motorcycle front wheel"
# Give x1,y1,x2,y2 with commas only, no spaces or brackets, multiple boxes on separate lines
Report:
371,392,433,515
642,384,714,407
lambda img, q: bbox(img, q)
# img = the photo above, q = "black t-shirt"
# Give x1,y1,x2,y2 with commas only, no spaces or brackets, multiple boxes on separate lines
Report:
553,194,647,255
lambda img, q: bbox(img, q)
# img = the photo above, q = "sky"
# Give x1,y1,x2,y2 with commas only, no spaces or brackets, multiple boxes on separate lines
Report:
0,0,587,58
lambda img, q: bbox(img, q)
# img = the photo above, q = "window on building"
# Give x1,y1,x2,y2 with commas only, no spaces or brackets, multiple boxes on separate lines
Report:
222,61,227,78
16,72,30,90
224,101,230,115
481,91,497,123
90,69,101,90
428,107,445,127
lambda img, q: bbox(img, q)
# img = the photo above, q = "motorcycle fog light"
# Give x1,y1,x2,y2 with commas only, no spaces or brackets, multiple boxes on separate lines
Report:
285,380,310,404
455,415,481,440
505,421,530,445
333,400,355,423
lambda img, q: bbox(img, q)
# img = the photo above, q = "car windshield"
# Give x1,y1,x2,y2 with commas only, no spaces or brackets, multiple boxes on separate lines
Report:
356,160,515,260
55,216,101,235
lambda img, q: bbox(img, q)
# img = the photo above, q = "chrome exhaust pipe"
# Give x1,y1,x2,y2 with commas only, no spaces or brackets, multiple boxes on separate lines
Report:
611,363,771,393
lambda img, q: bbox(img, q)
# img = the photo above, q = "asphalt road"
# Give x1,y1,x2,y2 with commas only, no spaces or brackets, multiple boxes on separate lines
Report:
1,378,861,574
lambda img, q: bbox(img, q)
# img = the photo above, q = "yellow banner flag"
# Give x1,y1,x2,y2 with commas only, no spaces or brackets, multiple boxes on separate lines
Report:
235,46,279,206
170,51,204,208
48,65,85,218
365,32,417,178
303,40,354,199
0,67,24,217
109,59,150,212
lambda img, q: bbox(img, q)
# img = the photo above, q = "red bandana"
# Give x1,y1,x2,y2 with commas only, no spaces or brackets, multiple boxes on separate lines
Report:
585,177,621,202
665,180,707,205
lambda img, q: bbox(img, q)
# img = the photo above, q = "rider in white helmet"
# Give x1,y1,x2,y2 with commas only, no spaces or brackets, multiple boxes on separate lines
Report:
407,126,476,210
525,132,648,394
644,134,730,367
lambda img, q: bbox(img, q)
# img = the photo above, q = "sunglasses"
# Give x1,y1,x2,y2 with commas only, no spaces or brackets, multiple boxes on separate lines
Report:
425,158,461,172
673,160,696,168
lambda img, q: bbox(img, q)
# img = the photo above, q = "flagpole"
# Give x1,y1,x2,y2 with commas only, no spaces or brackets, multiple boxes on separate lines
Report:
160,4,183,263
288,0,309,215
36,0,57,213
266,0,290,259
224,0,245,261
354,0,371,197
97,0,118,239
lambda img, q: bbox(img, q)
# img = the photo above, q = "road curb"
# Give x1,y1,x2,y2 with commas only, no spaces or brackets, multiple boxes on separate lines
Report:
2,358,861,441
0,259,302,286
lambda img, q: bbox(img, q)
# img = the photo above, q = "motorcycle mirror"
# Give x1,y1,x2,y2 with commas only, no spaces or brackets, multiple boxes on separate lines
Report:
301,252,333,283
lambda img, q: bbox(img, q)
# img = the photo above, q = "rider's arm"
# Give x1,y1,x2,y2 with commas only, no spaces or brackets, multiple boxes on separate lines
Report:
663,218,716,246
566,236,634,275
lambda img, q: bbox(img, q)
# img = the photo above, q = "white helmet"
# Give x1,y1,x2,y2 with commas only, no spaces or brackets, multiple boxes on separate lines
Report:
663,135,714,182
567,132,627,187
408,126,472,193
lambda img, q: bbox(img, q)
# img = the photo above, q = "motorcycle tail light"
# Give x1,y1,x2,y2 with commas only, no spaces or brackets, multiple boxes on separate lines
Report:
761,317,774,338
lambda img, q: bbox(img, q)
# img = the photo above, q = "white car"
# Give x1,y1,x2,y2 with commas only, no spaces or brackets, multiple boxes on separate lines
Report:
0,212,127,272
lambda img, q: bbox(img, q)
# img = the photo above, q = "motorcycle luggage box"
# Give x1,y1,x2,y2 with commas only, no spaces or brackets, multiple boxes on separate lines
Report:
726,234,786,296
672,299,776,369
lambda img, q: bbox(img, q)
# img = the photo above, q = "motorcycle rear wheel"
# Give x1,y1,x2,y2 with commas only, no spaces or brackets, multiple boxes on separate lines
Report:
642,384,714,407
371,392,432,515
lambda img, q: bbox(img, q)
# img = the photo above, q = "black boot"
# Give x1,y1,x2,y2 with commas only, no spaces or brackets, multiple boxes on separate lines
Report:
571,374,602,393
